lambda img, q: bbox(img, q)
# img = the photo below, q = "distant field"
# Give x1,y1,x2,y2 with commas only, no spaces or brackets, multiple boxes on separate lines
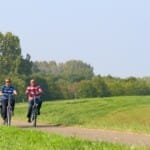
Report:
14,96,150,134
0,126,148,150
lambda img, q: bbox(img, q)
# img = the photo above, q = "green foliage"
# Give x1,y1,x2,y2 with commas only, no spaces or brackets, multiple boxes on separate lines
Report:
0,32,32,76
33,61,58,74
1,32,150,101
103,76,150,97
62,60,94,81
0,32,21,74
92,76,110,97
33,60,94,82
10,76,26,102
76,80,97,98
18,54,32,75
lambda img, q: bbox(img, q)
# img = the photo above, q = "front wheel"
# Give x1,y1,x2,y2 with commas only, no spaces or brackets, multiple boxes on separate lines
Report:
0,101,2,115
7,107,12,126
31,108,37,127
33,113,37,127
0,105,2,115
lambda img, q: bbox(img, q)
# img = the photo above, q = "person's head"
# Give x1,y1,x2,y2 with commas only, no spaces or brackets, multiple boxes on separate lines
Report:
30,79,36,87
5,78,11,87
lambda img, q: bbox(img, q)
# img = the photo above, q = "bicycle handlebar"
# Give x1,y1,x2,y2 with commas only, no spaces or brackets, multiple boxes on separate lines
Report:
3,93,15,96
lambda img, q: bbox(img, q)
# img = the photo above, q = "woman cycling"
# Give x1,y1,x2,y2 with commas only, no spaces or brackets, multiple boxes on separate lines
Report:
26,79,43,122
0,78,17,124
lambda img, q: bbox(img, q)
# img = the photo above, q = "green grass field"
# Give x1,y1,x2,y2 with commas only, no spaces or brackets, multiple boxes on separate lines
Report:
14,96,150,134
0,126,148,150
1,96,150,149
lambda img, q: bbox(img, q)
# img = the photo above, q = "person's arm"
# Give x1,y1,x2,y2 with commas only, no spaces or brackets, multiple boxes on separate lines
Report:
25,87,29,95
37,85,43,94
13,90,17,95
39,88,43,94
0,87,4,96
0,91,3,96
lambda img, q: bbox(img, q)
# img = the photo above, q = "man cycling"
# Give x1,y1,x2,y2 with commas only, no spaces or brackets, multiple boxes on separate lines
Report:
26,79,43,122
0,78,17,124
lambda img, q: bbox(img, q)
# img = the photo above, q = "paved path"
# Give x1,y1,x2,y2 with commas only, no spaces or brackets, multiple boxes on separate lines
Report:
1,119,150,147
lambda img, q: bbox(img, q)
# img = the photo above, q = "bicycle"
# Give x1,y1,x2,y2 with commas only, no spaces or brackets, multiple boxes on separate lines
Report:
31,96,38,127
1,94,14,125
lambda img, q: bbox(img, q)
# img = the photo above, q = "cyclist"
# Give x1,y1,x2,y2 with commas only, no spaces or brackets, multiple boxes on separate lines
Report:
26,79,43,122
0,78,17,124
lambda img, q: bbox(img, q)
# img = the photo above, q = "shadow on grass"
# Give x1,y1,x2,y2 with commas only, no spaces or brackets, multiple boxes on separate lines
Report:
16,123,63,129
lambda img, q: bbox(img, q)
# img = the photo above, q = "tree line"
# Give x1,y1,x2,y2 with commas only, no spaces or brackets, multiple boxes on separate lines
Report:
0,32,150,102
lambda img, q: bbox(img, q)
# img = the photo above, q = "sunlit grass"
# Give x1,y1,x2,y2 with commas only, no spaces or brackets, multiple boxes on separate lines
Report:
0,126,148,150
14,96,150,133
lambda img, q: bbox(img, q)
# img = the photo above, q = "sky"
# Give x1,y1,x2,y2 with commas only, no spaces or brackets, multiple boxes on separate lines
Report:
0,0,150,78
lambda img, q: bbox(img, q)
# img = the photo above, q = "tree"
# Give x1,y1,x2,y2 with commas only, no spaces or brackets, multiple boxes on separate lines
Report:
92,76,110,97
0,32,21,74
62,60,94,82
18,54,33,75
0,32,32,76
76,80,97,98
33,61,59,75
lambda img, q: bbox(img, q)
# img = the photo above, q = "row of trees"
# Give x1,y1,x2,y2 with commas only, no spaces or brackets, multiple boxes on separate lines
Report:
0,32,150,102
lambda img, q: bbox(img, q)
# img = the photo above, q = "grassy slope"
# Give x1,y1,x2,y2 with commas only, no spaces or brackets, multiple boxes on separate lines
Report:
14,96,150,133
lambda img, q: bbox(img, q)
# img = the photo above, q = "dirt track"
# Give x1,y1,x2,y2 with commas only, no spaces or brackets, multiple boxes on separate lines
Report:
1,119,150,147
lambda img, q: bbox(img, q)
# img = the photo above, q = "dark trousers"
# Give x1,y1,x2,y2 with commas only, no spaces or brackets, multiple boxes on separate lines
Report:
1,99,15,120
27,98,42,118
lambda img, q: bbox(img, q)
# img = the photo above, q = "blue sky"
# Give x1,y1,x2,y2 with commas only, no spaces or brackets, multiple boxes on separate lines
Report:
0,0,150,78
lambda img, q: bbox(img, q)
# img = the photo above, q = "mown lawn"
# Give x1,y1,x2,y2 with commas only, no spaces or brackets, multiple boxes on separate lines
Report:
14,96,150,134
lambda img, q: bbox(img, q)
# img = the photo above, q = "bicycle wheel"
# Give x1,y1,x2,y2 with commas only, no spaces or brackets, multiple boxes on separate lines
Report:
32,107,37,127
7,106,12,126
0,105,2,115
